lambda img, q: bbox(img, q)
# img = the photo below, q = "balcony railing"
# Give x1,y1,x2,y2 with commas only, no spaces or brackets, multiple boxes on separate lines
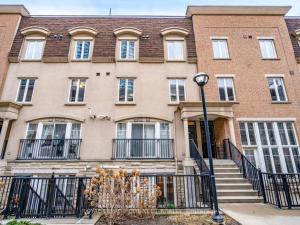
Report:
17,139,81,160
112,139,174,159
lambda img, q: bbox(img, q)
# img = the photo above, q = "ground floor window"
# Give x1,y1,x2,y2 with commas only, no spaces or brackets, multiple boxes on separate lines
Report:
239,121,300,173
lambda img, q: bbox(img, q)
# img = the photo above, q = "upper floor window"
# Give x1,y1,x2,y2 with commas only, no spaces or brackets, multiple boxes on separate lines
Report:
74,40,91,60
267,77,287,102
24,40,45,60
16,79,35,103
169,79,185,102
259,39,277,59
120,40,135,60
167,41,184,60
217,77,235,101
69,79,86,103
239,122,256,146
212,39,229,59
118,78,134,102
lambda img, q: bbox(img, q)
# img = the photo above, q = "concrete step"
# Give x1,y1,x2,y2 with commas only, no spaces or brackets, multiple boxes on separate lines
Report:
215,173,243,178
214,168,240,173
218,196,263,203
214,164,237,168
216,183,253,190
215,178,249,184
217,190,258,197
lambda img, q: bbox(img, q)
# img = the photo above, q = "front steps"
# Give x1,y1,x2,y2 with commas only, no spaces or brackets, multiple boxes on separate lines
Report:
213,160,263,203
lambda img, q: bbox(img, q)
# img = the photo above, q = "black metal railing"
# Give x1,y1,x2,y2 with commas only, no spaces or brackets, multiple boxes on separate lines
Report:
223,139,262,195
112,139,174,159
17,139,81,160
189,139,210,174
260,173,300,208
1,140,8,159
0,174,211,218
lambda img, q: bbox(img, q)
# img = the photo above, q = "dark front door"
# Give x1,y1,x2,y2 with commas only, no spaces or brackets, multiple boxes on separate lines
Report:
188,122,198,146
200,121,216,158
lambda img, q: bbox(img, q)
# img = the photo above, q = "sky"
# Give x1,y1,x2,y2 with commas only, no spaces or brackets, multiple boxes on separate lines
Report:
0,0,300,16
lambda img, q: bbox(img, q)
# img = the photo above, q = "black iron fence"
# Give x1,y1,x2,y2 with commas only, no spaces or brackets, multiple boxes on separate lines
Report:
112,139,174,159
17,139,81,160
0,174,211,218
189,139,210,174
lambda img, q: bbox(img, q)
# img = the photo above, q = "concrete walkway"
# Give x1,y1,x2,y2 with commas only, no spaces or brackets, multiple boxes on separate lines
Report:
220,203,300,225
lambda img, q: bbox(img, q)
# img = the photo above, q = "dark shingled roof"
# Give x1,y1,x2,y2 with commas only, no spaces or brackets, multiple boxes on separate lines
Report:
9,16,197,62
285,18,300,61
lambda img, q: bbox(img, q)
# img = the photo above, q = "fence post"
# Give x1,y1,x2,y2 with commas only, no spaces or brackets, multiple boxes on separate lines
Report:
3,177,16,219
281,174,292,209
45,174,56,218
271,174,281,208
75,177,84,218
16,178,30,219
241,156,246,178
258,169,267,203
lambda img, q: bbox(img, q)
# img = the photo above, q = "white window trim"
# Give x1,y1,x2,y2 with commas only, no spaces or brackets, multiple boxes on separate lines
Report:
119,40,136,60
267,77,288,102
24,39,45,60
210,36,229,40
217,77,236,102
237,118,296,122
215,74,235,78
117,78,135,103
16,79,36,103
265,74,284,78
68,79,86,103
169,79,186,103
258,38,277,59
211,39,230,59
166,40,185,61
73,40,92,60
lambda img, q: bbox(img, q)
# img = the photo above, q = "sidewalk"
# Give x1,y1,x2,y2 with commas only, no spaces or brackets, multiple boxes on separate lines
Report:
220,203,300,225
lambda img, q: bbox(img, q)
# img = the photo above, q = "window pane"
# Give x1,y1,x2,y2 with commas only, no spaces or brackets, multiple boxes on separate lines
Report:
121,41,127,59
25,79,35,102
160,123,169,139
267,123,276,145
25,41,35,59
70,124,81,139
292,147,300,173
276,79,286,101
76,41,83,59
272,148,282,173
268,78,277,101
17,79,27,102
128,41,135,59
117,123,127,138
226,78,234,101
220,40,229,58
247,123,256,145
69,80,78,102
167,41,184,60
26,123,38,139
277,122,288,145
258,123,268,145
283,148,294,173
33,41,43,59
41,124,54,139
244,149,256,167
178,80,185,101
286,122,296,145
127,79,134,102
263,148,273,173
119,79,126,102
217,79,226,101
77,80,86,102
212,40,229,58
239,122,248,145
260,40,276,59
82,41,90,59
170,80,177,102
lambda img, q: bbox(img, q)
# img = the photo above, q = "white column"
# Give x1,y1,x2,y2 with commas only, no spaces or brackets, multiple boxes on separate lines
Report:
183,119,194,170
228,118,237,146
0,119,9,159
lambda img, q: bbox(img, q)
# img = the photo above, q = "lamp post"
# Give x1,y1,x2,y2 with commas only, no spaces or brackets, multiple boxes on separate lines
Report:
193,72,224,224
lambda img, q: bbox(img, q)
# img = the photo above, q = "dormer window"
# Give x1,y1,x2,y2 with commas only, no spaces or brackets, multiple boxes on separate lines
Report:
114,27,142,61
21,26,50,61
161,27,189,62
68,27,97,61
295,29,300,47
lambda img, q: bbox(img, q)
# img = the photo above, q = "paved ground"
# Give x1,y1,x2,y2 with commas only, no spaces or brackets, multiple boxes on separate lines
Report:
220,203,300,225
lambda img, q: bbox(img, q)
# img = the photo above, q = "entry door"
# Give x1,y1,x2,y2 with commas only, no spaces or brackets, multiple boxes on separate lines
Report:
200,121,216,158
131,124,143,157
144,124,155,157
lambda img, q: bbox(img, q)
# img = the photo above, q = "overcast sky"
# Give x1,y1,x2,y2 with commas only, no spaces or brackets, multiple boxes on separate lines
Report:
1,0,300,16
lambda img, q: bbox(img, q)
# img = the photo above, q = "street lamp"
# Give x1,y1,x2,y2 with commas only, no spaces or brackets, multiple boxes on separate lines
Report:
193,72,224,224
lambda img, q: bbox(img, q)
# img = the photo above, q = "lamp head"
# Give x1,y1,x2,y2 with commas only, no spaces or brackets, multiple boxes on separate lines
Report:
193,72,209,87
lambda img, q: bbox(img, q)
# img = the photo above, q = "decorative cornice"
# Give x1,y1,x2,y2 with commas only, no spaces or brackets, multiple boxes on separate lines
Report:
114,114,173,122
113,27,142,37
25,114,85,123
160,27,189,37
68,27,98,36
21,26,50,36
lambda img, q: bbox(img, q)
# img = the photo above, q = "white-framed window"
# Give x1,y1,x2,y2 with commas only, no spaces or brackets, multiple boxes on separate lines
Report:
16,79,35,103
267,77,287,102
259,39,277,59
74,40,91,60
212,39,229,59
239,121,300,173
167,41,184,60
169,79,185,102
217,78,235,101
68,79,86,103
120,40,135,60
239,122,256,146
244,149,257,167
118,78,134,102
24,40,45,60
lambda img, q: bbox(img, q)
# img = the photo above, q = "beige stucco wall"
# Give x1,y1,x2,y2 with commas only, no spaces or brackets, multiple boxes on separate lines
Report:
2,61,197,162
191,14,300,149
0,14,21,96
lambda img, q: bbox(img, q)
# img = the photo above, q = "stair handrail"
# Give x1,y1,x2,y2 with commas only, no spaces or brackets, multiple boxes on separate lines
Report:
54,184,76,211
223,139,262,195
189,139,210,174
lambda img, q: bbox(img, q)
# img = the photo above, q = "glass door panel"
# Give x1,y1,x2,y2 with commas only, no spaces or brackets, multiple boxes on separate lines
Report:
144,124,155,157
40,124,54,158
131,124,143,157
53,124,67,157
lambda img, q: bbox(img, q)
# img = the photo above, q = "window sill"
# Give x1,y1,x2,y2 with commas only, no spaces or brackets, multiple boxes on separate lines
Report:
21,59,42,62
168,103,180,106
213,58,231,60
261,58,280,60
17,102,33,106
65,103,86,106
115,102,136,106
117,59,138,62
165,60,186,62
271,101,291,104
70,59,91,62
219,101,239,104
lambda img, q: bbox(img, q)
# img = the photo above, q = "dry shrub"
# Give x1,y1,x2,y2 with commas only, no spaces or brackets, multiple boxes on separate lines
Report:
84,168,161,225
